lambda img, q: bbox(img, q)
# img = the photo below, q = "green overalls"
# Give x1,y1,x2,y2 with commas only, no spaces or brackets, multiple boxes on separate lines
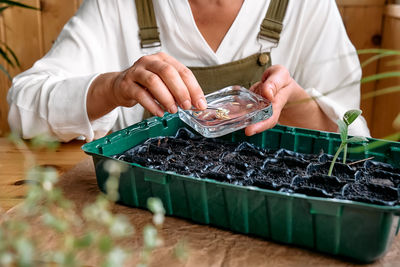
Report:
135,0,289,117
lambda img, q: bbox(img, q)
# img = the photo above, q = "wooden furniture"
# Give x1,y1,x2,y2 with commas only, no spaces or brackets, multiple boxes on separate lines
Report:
0,137,88,211
0,0,83,136
372,4,400,138
0,0,398,138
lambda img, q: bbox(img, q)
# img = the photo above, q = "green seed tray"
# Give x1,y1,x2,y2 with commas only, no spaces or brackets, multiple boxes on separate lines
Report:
82,113,400,263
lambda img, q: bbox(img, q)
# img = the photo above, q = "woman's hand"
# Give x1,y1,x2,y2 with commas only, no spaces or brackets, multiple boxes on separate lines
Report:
245,65,337,136
87,52,207,120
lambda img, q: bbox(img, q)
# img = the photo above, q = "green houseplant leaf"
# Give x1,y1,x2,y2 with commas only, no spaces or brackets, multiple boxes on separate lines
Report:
343,109,362,126
347,136,368,144
0,0,39,10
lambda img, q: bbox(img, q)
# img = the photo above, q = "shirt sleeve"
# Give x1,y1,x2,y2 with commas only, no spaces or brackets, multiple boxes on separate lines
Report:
285,0,371,137
7,0,125,142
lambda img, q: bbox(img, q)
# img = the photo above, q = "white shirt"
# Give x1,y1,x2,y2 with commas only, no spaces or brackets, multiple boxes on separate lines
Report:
7,0,370,142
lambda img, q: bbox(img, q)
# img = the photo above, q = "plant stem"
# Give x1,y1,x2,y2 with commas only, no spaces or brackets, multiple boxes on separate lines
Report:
342,144,347,164
328,143,345,176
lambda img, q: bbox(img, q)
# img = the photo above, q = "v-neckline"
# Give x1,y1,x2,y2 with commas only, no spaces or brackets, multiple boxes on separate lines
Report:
174,0,249,63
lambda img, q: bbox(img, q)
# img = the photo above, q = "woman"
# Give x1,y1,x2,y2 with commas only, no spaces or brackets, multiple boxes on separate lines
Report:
7,0,370,142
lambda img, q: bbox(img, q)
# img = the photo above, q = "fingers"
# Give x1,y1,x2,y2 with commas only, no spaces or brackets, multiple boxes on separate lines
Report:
131,52,206,113
134,87,166,118
246,65,293,136
115,78,164,117
159,54,207,110
244,99,284,136
132,67,178,113
259,65,292,102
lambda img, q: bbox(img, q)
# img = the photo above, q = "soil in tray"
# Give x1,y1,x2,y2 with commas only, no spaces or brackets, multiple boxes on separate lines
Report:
292,175,346,198
114,128,400,206
306,162,355,182
356,170,400,188
342,183,399,206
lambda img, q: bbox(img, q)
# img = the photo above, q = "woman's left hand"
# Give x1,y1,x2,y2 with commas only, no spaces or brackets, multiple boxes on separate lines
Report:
245,64,296,136
246,64,338,136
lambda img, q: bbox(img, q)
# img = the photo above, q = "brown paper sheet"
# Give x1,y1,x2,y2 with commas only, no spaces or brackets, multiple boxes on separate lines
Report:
7,159,400,266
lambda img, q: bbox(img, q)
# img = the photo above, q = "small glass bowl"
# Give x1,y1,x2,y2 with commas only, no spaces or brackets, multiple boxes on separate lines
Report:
178,86,273,138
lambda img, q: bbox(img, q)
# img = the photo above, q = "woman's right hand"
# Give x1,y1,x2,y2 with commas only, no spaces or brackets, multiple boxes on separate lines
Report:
87,52,207,120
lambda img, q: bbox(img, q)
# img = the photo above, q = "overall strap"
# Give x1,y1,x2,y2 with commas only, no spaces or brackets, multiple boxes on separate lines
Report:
259,0,289,43
135,0,160,48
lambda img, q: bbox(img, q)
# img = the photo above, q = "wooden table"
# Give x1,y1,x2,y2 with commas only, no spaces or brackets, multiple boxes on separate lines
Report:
1,137,400,266
0,137,88,211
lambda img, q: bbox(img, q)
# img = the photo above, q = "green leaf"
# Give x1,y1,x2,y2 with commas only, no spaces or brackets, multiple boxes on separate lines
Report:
0,0,39,10
343,109,362,126
42,212,68,232
3,43,20,67
110,215,134,238
357,48,400,56
74,233,94,249
14,238,34,267
0,64,11,80
360,51,399,68
98,235,113,253
393,113,400,130
346,136,368,144
362,85,400,100
31,133,59,150
336,119,347,142
147,197,165,215
0,6,10,13
0,47,15,67
102,247,126,267
361,72,400,84
143,225,158,249
0,252,13,266
349,132,400,153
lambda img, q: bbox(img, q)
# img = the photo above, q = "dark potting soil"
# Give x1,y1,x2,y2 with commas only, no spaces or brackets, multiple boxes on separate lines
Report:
292,175,346,198
343,183,399,206
114,128,400,206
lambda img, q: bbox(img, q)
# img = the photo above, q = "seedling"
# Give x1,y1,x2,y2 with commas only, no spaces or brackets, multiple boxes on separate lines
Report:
328,109,369,176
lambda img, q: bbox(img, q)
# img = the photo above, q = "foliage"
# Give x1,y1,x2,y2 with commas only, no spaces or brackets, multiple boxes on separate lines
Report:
0,135,183,267
328,109,368,176
358,49,400,140
0,0,39,79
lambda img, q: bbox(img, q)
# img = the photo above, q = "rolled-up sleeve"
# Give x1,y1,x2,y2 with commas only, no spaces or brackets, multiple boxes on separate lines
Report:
7,0,124,142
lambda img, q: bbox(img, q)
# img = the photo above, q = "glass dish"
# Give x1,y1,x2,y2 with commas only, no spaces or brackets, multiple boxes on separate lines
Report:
178,85,273,138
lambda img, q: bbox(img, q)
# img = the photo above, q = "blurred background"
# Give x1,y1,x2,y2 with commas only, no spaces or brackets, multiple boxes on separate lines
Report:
0,0,399,139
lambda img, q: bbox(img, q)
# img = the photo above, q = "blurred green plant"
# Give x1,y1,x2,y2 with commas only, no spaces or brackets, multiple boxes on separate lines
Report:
358,49,400,139
0,0,39,79
0,134,184,267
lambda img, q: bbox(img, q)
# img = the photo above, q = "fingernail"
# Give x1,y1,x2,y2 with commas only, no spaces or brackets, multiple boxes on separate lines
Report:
168,105,177,114
197,99,207,110
157,110,165,117
267,85,274,98
269,89,274,98
182,100,191,110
